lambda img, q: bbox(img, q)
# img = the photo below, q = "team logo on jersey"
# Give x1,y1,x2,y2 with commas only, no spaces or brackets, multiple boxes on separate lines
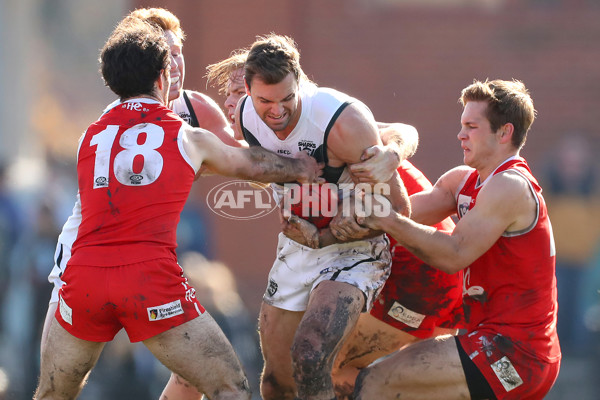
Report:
457,194,473,218
147,300,184,321
298,140,316,156
387,301,425,328
178,111,192,124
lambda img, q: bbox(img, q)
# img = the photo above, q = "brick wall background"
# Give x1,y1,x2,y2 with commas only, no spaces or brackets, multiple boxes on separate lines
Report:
137,0,600,313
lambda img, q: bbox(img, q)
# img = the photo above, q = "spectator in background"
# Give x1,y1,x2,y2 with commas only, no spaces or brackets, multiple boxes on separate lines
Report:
0,162,25,397
0,163,21,328
541,133,600,355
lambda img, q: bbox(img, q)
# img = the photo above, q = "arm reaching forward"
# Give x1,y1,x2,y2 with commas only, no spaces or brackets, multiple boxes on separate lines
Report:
182,125,323,184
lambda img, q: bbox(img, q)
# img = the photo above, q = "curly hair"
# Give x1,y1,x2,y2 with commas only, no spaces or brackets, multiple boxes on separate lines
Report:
100,17,170,99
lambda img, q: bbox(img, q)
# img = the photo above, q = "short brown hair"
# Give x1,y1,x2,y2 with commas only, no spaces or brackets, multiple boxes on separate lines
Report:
460,79,536,149
244,34,305,89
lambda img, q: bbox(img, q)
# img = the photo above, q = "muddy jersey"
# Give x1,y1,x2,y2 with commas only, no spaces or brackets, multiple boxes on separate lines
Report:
456,156,560,363
370,161,463,336
68,98,196,267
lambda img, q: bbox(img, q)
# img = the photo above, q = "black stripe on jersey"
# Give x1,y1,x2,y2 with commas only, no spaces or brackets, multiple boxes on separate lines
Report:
182,90,200,128
320,101,352,183
56,244,64,277
240,96,262,146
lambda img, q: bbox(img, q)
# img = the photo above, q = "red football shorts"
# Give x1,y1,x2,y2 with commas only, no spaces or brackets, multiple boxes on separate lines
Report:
458,330,560,399
369,242,464,339
55,258,205,342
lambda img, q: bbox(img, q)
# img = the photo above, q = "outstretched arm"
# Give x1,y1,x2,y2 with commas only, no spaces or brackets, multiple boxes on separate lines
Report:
183,125,322,184
358,170,537,273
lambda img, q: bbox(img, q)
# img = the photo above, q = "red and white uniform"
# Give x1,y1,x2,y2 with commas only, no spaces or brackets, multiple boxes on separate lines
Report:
370,161,464,338
48,92,201,304
56,98,205,342
456,157,561,399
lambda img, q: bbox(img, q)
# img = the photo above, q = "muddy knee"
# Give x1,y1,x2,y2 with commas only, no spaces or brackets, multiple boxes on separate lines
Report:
291,337,333,395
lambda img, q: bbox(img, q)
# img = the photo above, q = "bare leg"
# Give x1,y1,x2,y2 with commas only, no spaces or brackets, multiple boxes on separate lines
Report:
258,302,304,400
332,315,458,399
332,313,419,399
159,373,203,400
40,302,58,356
292,281,365,400
354,335,470,400
35,318,105,400
144,312,251,400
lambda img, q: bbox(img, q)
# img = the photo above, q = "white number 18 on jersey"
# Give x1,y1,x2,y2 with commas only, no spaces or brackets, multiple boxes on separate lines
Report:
90,123,165,188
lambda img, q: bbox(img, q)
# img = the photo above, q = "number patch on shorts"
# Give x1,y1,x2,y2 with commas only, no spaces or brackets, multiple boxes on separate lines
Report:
147,300,184,321
491,356,523,392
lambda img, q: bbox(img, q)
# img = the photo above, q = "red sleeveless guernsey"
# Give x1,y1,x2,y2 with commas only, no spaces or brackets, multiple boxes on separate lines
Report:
69,99,195,267
457,157,560,363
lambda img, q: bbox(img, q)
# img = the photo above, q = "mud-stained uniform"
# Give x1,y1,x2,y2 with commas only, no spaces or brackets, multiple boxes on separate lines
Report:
239,83,391,312
370,160,464,338
48,92,200,305
456,156,561,399
55,99,205,342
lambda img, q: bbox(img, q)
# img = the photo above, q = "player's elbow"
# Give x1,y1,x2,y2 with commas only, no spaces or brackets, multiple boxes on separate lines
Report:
434,259,465,274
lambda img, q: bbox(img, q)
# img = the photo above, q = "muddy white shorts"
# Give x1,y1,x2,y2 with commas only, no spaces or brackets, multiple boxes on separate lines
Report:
263,233,392,312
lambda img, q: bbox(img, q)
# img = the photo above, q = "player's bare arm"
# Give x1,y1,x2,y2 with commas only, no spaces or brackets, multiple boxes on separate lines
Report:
349,122,419,183
359,170,537,273
327,103,408,211
182,125,322,184
409,165,471,226
378,122,419,159
283,103,410,248
188,90,242,147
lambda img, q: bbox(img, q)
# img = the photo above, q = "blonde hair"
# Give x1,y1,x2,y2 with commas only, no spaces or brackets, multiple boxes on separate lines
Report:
206,49,249,95
129,7,185,44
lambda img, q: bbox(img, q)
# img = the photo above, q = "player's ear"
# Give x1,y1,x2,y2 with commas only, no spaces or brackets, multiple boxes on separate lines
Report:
498,123,514,144
157,68,167,91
